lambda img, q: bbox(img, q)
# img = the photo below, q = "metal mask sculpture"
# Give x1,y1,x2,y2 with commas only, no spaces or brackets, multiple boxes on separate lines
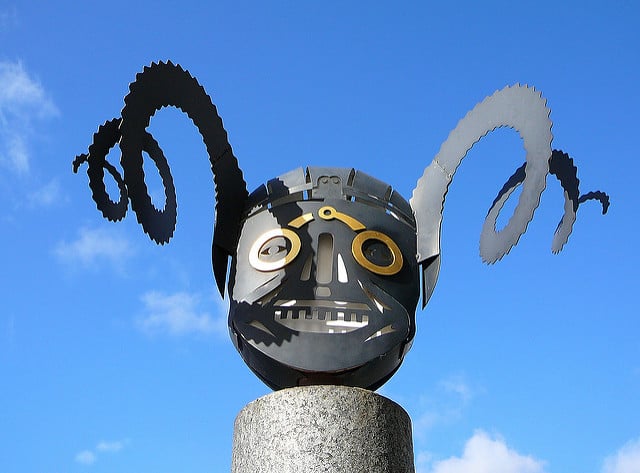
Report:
74,62,609,390
229,167,420,389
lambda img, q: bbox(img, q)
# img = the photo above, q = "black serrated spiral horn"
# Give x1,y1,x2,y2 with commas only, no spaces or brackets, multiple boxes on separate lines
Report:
73,117,130,222
74,61,248,294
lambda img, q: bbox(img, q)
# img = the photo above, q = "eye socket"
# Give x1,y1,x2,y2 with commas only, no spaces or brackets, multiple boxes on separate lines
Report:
352,230,403,276
249,228,301,272
260,240,287,259
362,240,394,266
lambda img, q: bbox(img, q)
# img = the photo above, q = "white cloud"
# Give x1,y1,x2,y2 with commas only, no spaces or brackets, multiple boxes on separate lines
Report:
28,178,61,207
413,374,476,437
439,375,473,404
137,290,227,337
74,439,129,466
0,61,58,174
420,431,547,473
0,7,18,31
5,134,28,173
74,450,96,465
416,451,434,473
0,61,57,118
414,408,444,434
54,227,133,268
96,440,126,453
603,437,640,473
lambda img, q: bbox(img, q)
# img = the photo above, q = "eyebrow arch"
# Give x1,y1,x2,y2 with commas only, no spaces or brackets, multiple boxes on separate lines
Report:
288,213,314,228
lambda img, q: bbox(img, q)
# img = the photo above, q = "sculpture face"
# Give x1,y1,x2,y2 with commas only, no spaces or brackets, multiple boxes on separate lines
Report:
75,62,609,391
227,168,420,390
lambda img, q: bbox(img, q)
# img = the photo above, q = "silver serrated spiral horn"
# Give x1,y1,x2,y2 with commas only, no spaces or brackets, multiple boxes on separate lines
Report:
410,85,553,306
488,149,610,255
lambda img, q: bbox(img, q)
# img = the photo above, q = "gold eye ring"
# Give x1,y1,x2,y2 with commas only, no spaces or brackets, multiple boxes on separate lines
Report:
249,228,301,272
352,230,403,276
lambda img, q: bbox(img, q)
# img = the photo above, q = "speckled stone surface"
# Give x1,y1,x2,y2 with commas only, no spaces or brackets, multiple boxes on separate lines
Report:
231,385,415,472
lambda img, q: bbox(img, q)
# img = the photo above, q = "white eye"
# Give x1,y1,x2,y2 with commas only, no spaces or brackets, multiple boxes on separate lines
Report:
352,230,403,276
249,228,301,272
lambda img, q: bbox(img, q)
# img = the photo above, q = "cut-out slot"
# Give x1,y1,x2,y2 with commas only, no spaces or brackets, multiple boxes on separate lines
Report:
317,233,334,284
337,253,348,283
364,324,396,342
315,286,331,297
300,255,312,281
248,320,276,337
272,307,369,333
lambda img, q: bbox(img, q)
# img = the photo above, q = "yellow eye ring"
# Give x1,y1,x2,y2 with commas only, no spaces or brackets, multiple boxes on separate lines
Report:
249,228,301,272
352,230,403,276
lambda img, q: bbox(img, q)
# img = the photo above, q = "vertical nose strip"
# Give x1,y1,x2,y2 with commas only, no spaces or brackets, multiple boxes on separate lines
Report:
317,233,334,284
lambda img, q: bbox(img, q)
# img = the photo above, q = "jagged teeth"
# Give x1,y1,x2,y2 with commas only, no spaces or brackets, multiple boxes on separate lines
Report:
274,308,369,334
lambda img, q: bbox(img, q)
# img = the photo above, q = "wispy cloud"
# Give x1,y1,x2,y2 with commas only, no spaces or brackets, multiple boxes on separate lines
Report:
137,290,228,337
602,437,640,473
0,61,58,174
74,439,129,466
416,451,434,473
439,375,474,403
74,450,96,466
28,178,62,207
96,440,126,453
418,430,546,473
413,374,477,437
0,7,18,32
54,227,133,269
0,61,57,118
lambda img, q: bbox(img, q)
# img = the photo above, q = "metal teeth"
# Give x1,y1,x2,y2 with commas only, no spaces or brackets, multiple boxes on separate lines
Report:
274,308,369,334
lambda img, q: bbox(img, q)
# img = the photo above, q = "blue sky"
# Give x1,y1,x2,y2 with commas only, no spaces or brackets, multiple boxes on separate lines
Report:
0,1,637,472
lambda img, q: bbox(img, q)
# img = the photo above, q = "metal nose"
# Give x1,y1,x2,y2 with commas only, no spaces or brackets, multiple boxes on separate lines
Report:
316,233,334,284
300,232,348,297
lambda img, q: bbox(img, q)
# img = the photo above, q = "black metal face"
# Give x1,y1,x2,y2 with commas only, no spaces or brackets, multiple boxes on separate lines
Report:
228,168,420,390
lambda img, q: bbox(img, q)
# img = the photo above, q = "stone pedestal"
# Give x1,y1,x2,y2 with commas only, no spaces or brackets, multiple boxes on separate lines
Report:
231,385,414,472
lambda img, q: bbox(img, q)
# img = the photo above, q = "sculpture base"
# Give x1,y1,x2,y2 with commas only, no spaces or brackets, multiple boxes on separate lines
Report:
231,385,415,472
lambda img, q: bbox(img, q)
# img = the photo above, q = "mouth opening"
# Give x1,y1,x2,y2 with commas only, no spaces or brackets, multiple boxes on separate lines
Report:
272,299,370,334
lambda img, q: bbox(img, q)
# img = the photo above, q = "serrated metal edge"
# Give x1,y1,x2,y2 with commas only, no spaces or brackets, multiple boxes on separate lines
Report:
410,85,553,304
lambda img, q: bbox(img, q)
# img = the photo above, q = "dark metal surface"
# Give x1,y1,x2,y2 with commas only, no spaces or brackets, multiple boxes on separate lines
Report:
73,61,248,295
75,63,609,391
229,167,419,390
